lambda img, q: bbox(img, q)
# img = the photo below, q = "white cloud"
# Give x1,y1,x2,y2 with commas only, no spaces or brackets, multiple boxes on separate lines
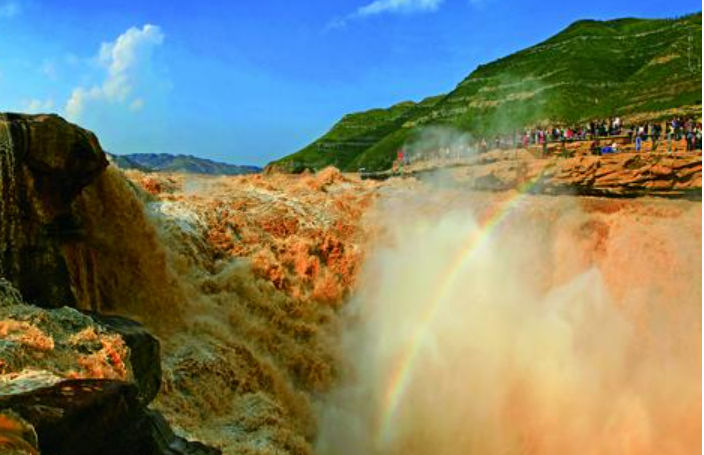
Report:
0,1,20,18
328,0,443,29
65,24,164,121
22,98,54,113
357,0,444,16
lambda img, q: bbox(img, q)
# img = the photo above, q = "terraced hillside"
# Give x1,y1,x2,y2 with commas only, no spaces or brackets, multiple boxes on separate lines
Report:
273,13,702,172
276,95,444,172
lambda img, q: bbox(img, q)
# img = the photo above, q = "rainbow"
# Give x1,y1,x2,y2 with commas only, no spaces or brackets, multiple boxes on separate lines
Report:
375,174,543,448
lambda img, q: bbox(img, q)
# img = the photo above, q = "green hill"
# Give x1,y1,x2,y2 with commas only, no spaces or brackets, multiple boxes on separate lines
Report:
272,13,702,172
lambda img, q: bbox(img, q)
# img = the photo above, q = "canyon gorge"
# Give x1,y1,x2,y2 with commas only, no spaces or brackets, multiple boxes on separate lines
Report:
0,113,700,455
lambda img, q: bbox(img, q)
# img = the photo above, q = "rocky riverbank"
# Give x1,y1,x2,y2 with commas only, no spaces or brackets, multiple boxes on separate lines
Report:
366,148,702,199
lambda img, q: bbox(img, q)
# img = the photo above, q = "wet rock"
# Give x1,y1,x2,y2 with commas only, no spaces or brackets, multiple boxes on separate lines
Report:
147,409,222,455
0,377,148,455
0,280,154,405
0,113,108,308
85,313,162,404
0,280,218,454
0,375,220,455
0,302,130,383
7,113,108,209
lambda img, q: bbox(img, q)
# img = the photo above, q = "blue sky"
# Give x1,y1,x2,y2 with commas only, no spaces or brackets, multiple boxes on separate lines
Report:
0,0,700,165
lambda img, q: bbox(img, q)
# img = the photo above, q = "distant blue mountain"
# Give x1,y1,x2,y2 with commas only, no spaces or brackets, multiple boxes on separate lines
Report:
108,153,261,175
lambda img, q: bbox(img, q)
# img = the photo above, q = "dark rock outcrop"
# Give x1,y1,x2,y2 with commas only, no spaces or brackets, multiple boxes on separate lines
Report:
2,378,150,455
0,378,220,455
0,281,220,455
147,409,221,455
0,293,131,382
85,313,162,404
0,113,108,307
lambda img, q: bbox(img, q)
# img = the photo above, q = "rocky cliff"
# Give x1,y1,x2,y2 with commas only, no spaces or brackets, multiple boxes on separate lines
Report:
0,113,108,307
0,114,219,454
366,148,702,199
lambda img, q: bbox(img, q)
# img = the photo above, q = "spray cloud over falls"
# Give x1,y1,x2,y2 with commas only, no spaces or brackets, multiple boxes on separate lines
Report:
316,189,701,455
403,126,475,162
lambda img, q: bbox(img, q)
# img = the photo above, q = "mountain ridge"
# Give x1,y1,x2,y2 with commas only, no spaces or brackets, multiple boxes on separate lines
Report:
108,152,262,175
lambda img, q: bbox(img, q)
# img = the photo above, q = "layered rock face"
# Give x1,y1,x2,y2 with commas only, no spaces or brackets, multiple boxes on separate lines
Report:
538,153,702,197
0,113,108,307
386,149,702,198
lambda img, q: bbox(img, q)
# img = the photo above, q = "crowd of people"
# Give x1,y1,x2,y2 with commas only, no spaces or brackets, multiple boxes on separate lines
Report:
394,116,702,169
628,117,703,152
473,117,702,154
